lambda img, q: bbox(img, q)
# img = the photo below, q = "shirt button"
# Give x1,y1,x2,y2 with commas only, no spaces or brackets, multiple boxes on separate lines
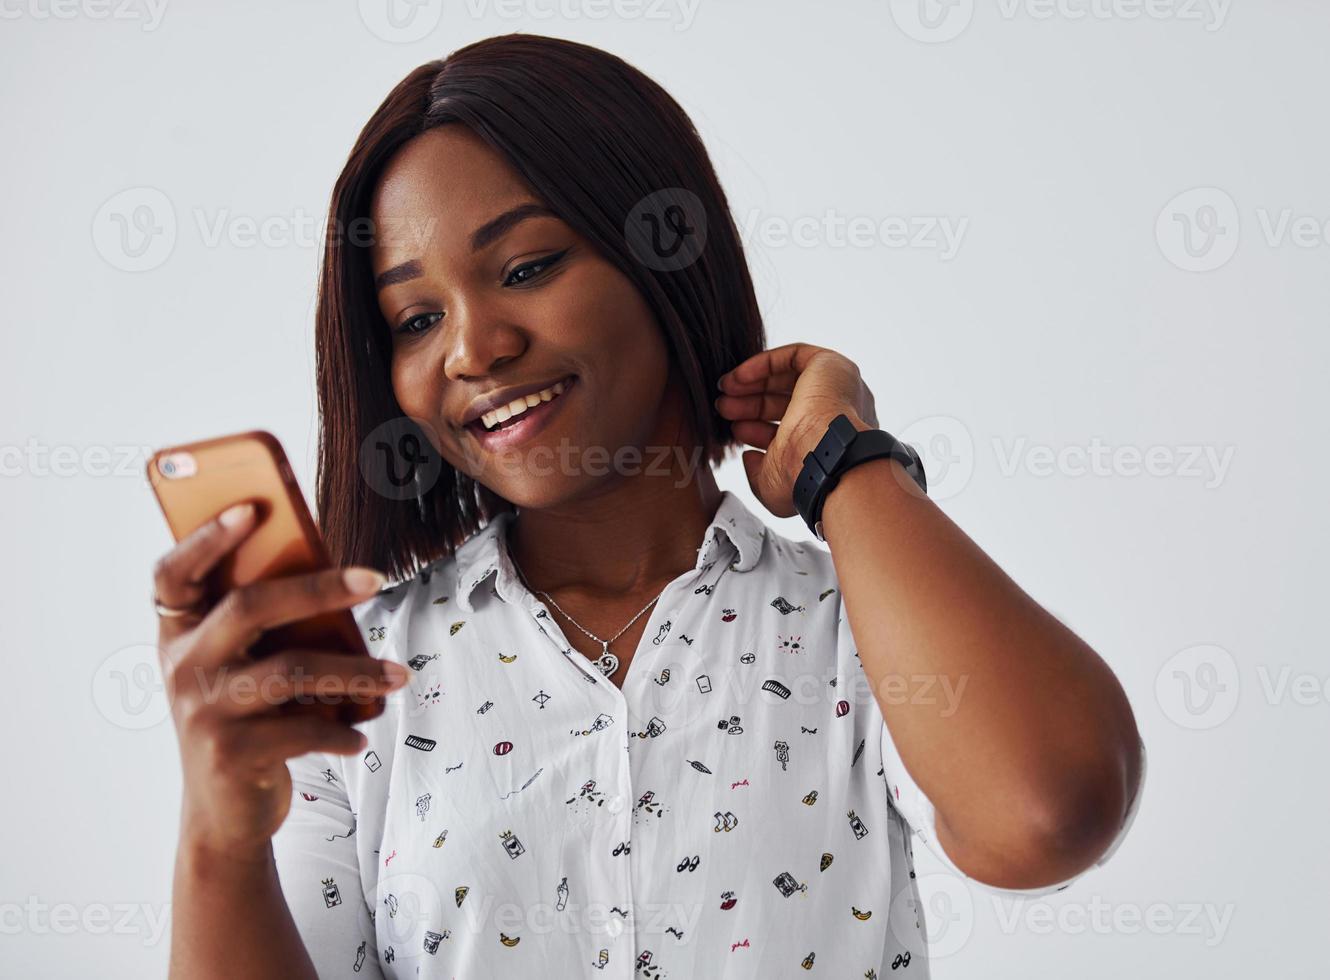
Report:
607,918,624,939
606,795,625,813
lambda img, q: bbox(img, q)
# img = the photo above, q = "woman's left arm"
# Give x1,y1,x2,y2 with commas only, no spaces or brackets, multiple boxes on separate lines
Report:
717,343,1144,891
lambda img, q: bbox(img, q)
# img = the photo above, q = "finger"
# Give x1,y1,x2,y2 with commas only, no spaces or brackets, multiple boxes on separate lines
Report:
188,566,386,670
718,370,800,396
153,502,257,639
720,344,828,389
730,419,777,451
716,391,792,424
222,713,370,781
205,651,409,719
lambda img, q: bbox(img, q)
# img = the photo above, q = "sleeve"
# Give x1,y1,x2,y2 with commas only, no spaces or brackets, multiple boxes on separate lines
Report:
271,747,384,978
840,599,1148,898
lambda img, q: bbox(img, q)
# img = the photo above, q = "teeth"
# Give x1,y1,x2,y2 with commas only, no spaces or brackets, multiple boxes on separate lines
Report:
480,380,567,431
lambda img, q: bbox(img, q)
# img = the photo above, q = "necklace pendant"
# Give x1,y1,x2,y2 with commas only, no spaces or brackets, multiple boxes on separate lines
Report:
595,642,619,678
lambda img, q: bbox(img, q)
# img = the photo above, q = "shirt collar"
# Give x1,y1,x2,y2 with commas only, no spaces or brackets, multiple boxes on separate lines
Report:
451,489,767,612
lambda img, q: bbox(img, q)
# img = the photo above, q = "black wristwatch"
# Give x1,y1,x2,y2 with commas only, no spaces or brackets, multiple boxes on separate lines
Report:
792,414,927,541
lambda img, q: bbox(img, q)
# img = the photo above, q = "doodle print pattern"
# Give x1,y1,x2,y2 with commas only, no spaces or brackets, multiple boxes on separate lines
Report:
272,491,1146,979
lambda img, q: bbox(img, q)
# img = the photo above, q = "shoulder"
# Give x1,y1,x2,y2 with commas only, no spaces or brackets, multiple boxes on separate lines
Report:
749,520,839,595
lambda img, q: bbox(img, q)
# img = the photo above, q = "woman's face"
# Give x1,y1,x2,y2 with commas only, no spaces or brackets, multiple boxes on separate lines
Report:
369,125,681,509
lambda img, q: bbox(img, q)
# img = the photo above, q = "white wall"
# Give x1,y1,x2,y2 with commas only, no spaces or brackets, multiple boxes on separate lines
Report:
2,1,1325,976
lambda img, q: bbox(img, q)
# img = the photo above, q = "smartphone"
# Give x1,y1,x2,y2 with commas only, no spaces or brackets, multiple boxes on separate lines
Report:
146,430,381,724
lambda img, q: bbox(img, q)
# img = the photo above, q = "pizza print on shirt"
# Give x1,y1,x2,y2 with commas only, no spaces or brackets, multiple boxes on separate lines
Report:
271,490,1146,979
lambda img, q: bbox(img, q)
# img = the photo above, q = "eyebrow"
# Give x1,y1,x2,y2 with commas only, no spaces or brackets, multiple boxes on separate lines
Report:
373,202,557,292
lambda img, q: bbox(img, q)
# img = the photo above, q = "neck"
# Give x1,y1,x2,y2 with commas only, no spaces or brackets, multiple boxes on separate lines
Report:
506,464,723,599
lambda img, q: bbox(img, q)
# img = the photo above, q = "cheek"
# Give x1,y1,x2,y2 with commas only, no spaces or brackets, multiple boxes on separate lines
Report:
563,265,668,378
390,353,430,417
390,351,457,460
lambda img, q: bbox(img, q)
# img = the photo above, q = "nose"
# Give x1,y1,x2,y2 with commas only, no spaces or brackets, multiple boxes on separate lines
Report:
440,295,526,383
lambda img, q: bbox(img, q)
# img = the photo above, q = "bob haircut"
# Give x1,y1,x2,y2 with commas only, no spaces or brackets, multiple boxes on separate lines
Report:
315,33,766,582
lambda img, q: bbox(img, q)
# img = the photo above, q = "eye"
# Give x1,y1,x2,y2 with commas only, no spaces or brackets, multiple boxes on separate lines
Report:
503,248,569,286
394,312,444,337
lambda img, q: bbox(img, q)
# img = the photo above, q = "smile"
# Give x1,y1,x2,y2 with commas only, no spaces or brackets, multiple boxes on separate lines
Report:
466,375,577,452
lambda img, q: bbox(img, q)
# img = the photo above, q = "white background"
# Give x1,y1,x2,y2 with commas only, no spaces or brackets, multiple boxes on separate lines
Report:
2,1,1326,976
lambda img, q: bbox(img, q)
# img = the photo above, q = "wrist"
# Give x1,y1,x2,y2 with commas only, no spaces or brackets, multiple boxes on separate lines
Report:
788,406,872,484
820,454,920,539
179,813,275,871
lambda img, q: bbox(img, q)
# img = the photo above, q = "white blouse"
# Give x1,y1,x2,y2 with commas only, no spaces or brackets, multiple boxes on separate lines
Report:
272,489,1144,978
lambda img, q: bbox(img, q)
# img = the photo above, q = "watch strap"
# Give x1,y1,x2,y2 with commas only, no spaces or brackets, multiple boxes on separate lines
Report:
793,414,927,541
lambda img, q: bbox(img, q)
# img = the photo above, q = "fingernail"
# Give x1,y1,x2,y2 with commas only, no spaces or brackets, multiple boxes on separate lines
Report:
344,567,386,594
380,661,409,688
219,502,254,528
716,375,726,391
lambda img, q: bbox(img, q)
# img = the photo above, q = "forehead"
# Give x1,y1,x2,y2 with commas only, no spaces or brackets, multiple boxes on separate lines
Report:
369,126,536,261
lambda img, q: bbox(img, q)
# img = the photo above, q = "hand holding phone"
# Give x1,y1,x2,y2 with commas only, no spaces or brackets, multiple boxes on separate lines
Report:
146,431,409,857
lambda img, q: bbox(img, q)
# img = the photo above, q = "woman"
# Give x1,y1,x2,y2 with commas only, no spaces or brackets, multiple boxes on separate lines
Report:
153,34,1144,979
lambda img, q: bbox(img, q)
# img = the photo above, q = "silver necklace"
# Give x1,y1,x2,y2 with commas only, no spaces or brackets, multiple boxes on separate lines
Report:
509,552,664,678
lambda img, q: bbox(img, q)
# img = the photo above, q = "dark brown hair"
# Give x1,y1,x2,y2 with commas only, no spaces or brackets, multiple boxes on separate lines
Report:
315,33,766,582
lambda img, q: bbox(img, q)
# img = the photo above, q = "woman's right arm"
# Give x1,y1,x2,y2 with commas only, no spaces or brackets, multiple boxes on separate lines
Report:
151,501,408,979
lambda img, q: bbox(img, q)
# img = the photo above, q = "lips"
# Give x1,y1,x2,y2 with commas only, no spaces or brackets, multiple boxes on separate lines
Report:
464,375,577,454
461,374,576,431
